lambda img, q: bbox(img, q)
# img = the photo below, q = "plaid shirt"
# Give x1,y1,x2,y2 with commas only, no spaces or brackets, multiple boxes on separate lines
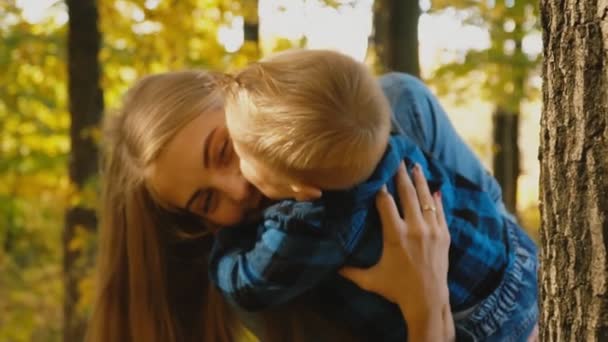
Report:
209,135,511,341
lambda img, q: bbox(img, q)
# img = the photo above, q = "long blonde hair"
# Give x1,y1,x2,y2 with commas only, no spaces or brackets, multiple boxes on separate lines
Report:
87,69,360,342
87,70,241,342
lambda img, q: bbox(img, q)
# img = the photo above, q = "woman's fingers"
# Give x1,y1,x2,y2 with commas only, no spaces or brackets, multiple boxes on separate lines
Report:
342,184,410,294
339,266,371,292
375,186,404,242
433,191,447,234
411,164,439,227
395,162,423,224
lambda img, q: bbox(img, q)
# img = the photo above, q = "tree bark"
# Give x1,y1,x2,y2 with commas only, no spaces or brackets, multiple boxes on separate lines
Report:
373,0,420,76
65,0,103,341
539,0,608,339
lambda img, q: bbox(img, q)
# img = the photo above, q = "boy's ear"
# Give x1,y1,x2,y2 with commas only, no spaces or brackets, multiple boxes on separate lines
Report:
290,183,322,201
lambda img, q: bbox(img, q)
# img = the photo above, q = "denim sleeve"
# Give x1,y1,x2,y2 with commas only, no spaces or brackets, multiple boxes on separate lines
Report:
209,201,346,311
379,73,513,219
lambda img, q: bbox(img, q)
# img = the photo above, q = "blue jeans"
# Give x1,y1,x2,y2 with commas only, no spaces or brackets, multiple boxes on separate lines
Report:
454,219,538,341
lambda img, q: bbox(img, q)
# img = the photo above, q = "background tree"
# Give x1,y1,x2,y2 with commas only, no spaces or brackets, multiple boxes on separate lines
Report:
0,0,547,340
539,0,608,338
242,0,260,58
373,0,420,76
64,0,103,341
1,1,260,340
0,1,67,340
431,0,541,214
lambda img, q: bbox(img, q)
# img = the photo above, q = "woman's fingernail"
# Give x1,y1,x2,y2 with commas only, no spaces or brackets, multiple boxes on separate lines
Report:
413,163,421,173
381,185,388,192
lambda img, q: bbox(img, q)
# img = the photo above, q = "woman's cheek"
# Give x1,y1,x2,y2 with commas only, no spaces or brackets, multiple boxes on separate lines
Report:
210,201,247,227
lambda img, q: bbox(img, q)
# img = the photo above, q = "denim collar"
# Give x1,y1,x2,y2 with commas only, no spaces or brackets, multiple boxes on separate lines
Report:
322,135,419,207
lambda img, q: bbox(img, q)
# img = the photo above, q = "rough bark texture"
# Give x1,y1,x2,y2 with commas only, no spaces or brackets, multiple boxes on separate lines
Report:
373,0,420,76
492,108,520,214
539,0,608,339
65,0,103,341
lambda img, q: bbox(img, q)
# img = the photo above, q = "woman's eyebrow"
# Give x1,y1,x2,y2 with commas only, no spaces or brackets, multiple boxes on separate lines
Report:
185,127,218,211
203,127,218,169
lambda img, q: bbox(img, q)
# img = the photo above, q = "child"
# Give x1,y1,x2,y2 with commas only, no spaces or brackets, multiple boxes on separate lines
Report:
210,49,538,341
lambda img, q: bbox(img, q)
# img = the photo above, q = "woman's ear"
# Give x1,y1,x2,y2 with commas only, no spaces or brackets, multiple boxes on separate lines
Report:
290,184,322,201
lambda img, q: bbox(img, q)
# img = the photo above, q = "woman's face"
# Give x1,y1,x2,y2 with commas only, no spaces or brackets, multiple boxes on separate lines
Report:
147,108,266,228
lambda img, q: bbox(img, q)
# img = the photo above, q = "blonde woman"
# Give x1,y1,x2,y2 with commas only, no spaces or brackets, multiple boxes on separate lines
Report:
87,69,529,341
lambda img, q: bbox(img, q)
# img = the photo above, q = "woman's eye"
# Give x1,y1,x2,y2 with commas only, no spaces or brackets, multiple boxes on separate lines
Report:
219,138,231,164
219,139,227,159
201,190,214,214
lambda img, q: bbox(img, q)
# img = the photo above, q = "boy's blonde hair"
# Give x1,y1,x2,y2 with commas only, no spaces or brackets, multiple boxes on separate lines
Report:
224,49,392,189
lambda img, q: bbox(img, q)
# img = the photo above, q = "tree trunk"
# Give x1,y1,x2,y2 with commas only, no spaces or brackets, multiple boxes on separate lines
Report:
242,0,260,58
490,13,525,216
65,0,103,341
492,108,520,214
244,2,259,45
373,0,420,76
539,0,608,339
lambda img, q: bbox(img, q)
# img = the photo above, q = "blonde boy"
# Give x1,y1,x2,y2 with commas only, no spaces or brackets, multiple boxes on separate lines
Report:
224,49,392,199
211,49,537,342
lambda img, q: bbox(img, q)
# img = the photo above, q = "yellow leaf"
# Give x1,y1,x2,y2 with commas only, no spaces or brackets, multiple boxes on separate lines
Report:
68,235,84,252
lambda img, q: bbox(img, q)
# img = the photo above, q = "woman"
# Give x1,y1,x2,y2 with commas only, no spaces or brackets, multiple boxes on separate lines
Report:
87,70,531,341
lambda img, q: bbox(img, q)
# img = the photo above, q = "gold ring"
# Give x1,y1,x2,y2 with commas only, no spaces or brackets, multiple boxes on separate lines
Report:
421,204,436,213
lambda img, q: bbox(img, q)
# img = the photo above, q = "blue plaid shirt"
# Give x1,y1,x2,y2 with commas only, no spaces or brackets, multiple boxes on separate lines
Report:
209,134,511,341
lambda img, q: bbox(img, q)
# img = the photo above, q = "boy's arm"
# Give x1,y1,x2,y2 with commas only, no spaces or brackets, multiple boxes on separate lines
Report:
209,200,346,311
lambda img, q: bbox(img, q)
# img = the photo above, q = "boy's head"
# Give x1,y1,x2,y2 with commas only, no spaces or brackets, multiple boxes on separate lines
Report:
224,49,391,199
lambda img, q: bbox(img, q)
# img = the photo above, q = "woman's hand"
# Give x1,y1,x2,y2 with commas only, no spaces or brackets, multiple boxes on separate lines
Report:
339,162,454,341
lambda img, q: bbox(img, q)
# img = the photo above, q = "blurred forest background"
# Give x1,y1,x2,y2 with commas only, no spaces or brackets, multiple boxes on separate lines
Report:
0,0,541,340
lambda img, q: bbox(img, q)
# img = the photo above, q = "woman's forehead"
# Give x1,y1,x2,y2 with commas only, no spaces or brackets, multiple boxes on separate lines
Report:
146,109,225,208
